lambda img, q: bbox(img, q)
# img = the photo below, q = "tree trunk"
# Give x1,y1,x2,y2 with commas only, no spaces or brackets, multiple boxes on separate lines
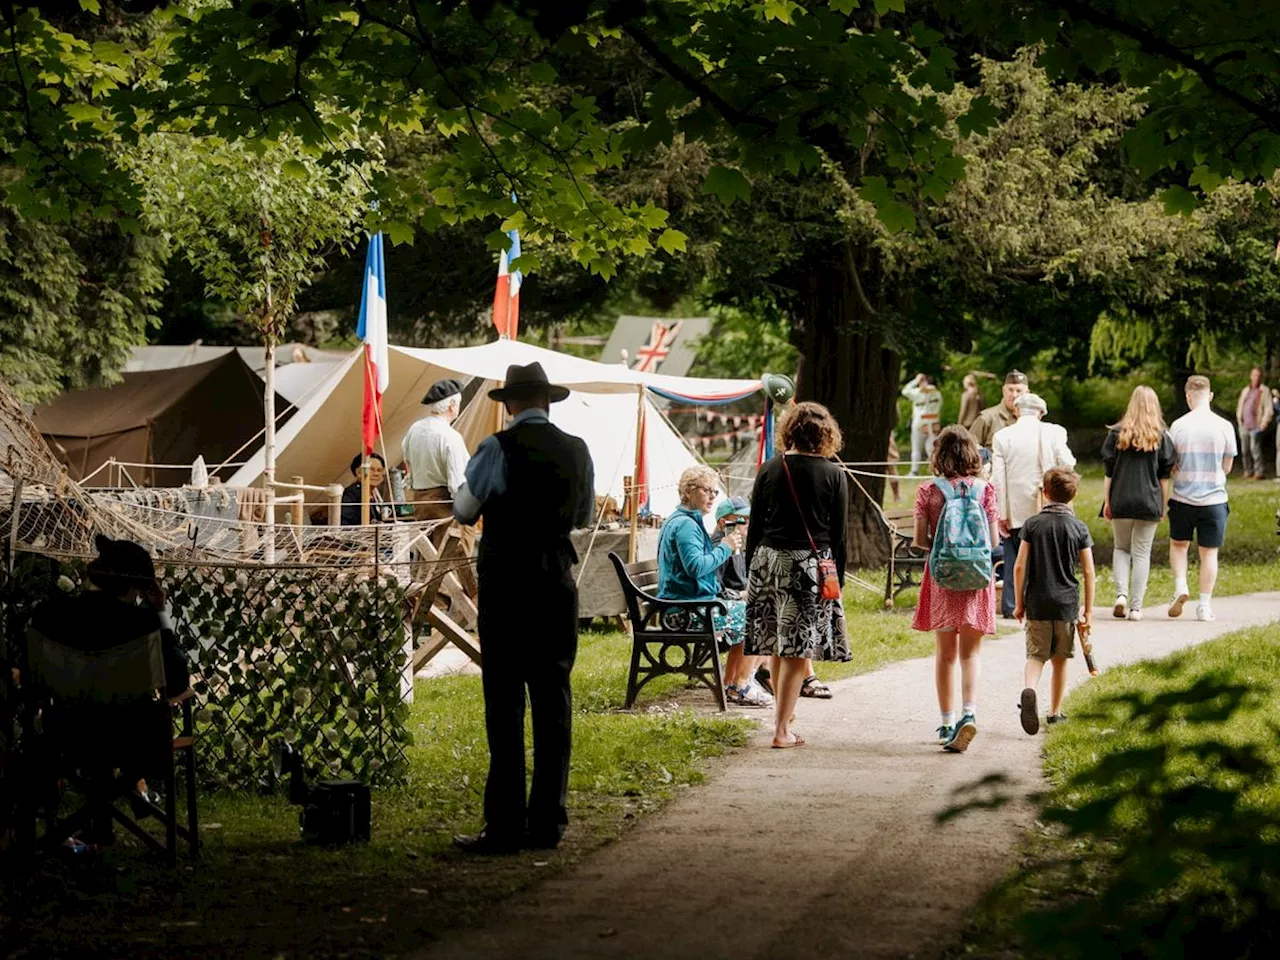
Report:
793,262,901,569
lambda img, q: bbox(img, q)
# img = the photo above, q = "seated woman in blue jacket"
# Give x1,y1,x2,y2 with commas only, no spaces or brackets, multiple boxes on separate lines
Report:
657,467,764,706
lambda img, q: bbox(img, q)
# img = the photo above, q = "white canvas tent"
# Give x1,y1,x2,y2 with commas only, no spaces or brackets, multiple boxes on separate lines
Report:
454,381,702,518
226,340,760,513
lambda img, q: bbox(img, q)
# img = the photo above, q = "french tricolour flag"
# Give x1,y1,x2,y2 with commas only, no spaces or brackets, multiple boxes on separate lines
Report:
356,232,388,455
492,216,522,339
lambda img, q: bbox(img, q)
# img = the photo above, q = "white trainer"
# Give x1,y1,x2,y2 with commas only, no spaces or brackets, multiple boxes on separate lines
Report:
1113,595,1128,619
1127,609,1144,621
1169,590,1190,618
1196,604,1216,622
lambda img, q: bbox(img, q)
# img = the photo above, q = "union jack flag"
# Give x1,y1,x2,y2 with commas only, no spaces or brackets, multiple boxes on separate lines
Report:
632,320,682,373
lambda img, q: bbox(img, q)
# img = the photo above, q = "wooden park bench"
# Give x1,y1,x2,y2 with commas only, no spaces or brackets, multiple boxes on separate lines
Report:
882,508,928,608
608,553,727,711
879,508,1004,609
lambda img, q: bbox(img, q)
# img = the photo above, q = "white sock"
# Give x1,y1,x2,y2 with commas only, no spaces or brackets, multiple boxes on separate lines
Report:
962,702,976,718
1175,581,1189,597
1200,593,1212,607
940,711,955,727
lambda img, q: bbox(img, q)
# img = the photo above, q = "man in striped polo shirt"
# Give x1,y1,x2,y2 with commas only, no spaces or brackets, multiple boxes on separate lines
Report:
1167,375,1237,622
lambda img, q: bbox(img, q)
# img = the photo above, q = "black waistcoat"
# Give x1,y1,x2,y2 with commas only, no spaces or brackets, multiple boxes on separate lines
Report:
479,419,587,572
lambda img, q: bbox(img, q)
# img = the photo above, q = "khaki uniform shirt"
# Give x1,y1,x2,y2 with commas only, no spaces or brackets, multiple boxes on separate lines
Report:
969,403,1017,449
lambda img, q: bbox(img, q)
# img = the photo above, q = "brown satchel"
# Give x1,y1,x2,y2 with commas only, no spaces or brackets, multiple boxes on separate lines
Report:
780,455,842,602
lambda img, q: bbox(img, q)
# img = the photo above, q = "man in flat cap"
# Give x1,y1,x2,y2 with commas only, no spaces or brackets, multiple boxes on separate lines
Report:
451,362,594,855
400,378,471,550
991,393,1076,618
969,369,1029,452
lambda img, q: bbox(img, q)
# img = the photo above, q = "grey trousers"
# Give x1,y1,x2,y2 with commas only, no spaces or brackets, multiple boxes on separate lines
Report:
1112,518,1158,611
1239,428,1266,478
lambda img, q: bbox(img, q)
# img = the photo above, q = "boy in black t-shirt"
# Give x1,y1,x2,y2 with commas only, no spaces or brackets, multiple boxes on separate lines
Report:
1012,467,1095,735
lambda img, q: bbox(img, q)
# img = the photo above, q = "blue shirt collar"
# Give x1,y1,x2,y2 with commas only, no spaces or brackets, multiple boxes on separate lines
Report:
511,408,550,426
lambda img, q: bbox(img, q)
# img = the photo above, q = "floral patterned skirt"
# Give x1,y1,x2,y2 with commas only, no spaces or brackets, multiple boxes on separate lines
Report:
713,597,747,650
744,545,850,661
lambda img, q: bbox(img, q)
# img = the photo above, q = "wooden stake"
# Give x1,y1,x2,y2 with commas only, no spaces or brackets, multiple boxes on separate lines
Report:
291,476,304,526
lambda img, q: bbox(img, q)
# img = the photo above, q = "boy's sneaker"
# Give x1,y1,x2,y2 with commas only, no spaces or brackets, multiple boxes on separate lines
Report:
1046,713,1068,725
1168,590,1190,618
936,724,955,745
943,714,977,753
1018,688,1040,735
1196,604,1216,622
1113,595,1128,619
1127,609,1144,621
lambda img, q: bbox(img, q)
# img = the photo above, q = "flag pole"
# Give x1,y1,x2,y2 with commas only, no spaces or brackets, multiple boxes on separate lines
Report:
628,383,644,563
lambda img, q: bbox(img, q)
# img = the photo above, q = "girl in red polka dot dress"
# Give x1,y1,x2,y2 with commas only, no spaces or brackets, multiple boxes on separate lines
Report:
911,426,1000,753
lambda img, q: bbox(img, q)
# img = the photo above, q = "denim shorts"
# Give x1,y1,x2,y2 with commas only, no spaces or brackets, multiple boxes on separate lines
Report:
1167,500,1230,549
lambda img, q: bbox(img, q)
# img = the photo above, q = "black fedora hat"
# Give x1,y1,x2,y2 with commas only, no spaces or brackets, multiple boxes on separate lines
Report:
488,362,570,403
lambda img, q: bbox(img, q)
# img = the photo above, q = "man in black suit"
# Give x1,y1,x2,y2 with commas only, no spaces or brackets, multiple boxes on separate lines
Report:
452,362,594,854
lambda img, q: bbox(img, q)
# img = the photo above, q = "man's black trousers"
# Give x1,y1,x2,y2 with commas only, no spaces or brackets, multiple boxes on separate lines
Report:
476,562,578,842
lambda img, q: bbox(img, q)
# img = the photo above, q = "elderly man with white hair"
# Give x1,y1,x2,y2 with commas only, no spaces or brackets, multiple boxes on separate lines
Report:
401,378,472,550
991,393,1077,618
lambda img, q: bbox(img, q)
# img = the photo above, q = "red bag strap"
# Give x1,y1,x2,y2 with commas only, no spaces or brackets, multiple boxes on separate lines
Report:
780,454,820,556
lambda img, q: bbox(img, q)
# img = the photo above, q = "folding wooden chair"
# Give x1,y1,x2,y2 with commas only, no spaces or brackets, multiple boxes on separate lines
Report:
21,629,199,865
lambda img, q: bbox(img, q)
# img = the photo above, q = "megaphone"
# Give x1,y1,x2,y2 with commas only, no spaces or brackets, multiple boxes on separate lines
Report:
761,373,795,405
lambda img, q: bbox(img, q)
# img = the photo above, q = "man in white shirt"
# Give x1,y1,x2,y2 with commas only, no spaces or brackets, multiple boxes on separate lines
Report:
1168,375,1237,621
901,373,943,475
400,378,472,551
991,393,1076,617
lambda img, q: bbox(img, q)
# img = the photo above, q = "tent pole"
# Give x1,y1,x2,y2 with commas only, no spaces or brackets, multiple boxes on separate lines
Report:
628,384,644,563
263,339,276,564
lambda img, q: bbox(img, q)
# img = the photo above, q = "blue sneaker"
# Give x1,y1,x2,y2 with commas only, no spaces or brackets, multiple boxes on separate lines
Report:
936,724,955,745
943,714,978,752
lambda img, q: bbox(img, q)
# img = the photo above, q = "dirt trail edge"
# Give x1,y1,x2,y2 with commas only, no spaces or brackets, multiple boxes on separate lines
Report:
413,592,1280,960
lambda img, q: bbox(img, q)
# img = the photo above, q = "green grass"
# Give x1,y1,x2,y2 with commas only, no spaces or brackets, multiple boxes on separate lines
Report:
0,630,749,958
953,625,1280,959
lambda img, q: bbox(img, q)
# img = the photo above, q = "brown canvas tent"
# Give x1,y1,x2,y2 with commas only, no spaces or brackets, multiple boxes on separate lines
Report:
34,352,288,486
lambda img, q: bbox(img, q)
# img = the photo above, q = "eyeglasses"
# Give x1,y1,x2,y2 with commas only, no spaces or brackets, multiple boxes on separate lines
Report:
694,485,716,495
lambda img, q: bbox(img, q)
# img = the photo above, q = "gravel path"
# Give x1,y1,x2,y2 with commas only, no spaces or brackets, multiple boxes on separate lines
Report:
414,592,1280,960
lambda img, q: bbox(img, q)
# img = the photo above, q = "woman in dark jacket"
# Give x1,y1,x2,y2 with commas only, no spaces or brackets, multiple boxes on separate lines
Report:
1101,386,1175,621
744,402,850,748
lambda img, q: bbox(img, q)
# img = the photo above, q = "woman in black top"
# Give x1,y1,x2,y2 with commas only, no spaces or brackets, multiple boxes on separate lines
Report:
744,402,850,748
1101,386,1174,620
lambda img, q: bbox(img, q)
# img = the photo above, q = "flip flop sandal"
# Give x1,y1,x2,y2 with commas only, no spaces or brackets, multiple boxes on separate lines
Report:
771,735,806,749
800,676,833,699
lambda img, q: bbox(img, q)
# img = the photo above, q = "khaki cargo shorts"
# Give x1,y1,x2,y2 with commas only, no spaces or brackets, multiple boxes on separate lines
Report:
1025,620,1075,662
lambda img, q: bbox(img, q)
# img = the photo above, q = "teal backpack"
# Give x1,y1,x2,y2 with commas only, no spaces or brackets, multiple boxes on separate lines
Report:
929,478,993,591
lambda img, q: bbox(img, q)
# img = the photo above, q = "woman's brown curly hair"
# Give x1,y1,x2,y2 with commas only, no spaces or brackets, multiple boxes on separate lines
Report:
779,402,843,458
930,425,982,478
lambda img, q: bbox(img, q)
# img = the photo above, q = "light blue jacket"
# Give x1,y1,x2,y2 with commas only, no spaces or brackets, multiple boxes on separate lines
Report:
657,506,731,601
